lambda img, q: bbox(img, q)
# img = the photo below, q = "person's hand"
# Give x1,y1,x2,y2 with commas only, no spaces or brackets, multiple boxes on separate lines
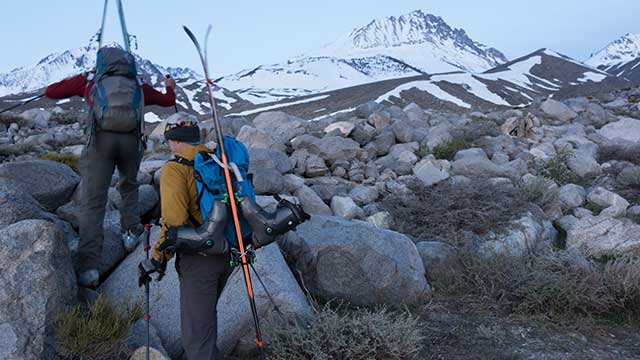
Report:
138,257,167,286
165,75,176,89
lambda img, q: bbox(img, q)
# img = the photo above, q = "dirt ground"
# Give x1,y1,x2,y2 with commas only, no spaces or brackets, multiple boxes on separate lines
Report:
419,296,640,360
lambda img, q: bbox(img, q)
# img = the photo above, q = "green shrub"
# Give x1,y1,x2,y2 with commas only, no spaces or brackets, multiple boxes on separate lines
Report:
265,304,424,360
57,296,142,360
538,146,578,185
432,137,467,160
431,248,640,323
41,153,80,173
383,180,529,245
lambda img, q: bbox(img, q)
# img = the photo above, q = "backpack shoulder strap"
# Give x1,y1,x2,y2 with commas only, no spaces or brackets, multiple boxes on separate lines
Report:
170,155,194,167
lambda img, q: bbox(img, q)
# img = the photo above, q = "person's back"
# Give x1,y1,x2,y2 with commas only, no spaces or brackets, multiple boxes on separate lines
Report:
45,46,177,287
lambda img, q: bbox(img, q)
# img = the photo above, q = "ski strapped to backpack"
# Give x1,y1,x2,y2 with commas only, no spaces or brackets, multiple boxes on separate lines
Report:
97,0,132,51
181,25,310,359
89,0,143,139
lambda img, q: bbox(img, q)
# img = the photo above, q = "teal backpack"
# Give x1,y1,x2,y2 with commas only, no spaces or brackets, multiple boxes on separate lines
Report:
173,136,256,248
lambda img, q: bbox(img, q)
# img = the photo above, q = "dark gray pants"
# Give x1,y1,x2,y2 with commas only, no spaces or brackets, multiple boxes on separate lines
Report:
78,131,142,271
177,253,232,360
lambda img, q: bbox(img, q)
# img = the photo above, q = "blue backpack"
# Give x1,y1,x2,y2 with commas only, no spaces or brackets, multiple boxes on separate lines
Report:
174,136,256,249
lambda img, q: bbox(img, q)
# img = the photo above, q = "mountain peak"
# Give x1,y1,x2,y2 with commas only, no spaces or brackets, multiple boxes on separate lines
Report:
312,9,508,73
586,33,640,68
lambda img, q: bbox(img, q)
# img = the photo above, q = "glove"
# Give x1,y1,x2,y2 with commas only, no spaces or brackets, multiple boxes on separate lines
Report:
157,227,177,253
138,257,167,287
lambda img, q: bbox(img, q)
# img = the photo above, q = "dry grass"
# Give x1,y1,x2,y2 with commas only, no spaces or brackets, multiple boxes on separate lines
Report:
264,304,424,360
431,248,640,323
57,296,142,360
599,143,640,166
383,179,529,245
517,176,560,212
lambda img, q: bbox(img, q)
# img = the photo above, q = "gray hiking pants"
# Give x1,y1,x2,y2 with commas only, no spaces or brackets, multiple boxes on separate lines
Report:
78,131,143,271
177,252,232,360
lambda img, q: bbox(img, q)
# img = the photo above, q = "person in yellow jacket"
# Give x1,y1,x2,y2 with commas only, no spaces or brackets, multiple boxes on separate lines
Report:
139,112,231,360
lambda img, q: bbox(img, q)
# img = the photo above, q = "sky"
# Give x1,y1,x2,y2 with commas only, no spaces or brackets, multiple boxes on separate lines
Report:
0,0,637,76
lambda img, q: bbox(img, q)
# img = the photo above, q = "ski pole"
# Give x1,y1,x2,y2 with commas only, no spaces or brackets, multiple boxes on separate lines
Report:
183,25,266,359
0,94,45,115
143,223,152,360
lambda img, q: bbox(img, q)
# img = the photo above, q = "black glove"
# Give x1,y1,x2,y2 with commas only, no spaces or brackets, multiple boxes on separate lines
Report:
138,258,167,287
157,227,177,253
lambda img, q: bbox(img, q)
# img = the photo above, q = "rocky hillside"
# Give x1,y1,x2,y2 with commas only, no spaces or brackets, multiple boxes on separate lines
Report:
1,82,640,358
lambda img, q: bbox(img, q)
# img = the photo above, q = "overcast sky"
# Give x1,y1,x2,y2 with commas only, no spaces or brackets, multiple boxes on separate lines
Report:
0,0,637,76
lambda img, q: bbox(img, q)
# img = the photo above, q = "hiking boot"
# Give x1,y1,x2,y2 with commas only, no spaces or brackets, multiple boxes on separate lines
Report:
122,224,145,252
78,269,100,288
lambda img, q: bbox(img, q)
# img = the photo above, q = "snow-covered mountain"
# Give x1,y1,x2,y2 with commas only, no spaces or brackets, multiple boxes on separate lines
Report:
227,49,626,119
217,10,508,104
586,33,640,83
0,40,243,119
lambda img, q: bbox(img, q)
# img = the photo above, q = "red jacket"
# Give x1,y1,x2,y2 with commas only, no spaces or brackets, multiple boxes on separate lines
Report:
45,74,176,107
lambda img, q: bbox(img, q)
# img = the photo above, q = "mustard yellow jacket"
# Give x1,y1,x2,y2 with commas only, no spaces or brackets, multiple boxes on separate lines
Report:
152,144,211,262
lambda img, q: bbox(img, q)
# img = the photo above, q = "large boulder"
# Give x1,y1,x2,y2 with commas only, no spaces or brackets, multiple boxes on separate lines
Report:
252,112,306,143
330,196,364,220
281,216,431,306
586,187,629,218
293,185,332,216
217,244,314,355
566,153,601,178
20,108,51,129
413,157,450,186
540,99,578,122
252,169,285,195
0,220,77,360
0,160,80,211
479,211,553,256
566,215,640,258
559,184,586,209
307,136,361,165
0,178,56,229
348,186,379,206
249,148,293,175
451,148,526,179
237,125,286,152
598,117,640,144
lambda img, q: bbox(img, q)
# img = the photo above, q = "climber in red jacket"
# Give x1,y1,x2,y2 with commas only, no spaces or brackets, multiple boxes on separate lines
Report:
45,46,177,288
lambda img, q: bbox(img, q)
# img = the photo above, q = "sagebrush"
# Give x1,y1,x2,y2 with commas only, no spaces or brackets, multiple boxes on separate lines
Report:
265,304,424,360
57,296,142,360
538,146,578,185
